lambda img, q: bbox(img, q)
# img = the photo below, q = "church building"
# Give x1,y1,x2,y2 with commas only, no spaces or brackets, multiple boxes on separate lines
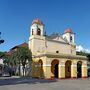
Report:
29,19,88,79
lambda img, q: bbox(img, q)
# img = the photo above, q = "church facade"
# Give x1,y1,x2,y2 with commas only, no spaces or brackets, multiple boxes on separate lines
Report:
29,19,88,79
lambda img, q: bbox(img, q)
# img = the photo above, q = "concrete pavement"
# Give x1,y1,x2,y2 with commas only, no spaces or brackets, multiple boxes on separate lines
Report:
0,77,90,90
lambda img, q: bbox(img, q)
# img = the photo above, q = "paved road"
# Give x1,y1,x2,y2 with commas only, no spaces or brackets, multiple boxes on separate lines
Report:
0,77,90,90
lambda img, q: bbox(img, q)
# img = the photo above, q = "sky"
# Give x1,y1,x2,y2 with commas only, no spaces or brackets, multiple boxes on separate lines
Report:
0,0,90,52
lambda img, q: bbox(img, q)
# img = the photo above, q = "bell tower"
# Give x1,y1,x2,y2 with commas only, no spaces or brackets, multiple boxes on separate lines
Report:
29,19,45,55
30,19,44,36
63,28,76,55
63,28,75,44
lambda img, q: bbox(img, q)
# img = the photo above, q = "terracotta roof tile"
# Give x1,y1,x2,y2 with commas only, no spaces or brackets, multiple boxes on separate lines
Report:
64,28,73,33
32,19,44,25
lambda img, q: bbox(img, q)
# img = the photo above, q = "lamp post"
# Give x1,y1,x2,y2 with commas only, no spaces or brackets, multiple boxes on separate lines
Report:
0,32,4,76
0,32,4,44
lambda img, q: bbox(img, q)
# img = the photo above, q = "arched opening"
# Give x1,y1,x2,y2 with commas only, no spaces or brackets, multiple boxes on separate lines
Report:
65,60,72,78
32,29,33,35
77,61,82,78
37,28,41,35
70,36,72,42
51,59,59,78
38,60,43,78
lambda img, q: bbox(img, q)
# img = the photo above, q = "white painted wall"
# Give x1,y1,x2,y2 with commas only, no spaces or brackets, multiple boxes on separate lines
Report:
63,33,75,44
46,40,73,54
29,20,76,56
29,35,76,55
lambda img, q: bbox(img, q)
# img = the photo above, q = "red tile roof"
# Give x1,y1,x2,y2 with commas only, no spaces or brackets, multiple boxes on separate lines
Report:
6,43,28,56
18,43,28,47
10,43,28,50
64,28,73,33
32,19,44,25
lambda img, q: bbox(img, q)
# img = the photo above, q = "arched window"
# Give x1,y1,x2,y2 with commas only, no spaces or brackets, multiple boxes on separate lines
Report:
32,29,33,35
37,28,41,35
70,36,72,42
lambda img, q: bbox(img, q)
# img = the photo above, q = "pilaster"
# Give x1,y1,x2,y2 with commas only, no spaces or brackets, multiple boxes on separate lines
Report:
71,61,77,78
59,61,65,79
82,61,87,78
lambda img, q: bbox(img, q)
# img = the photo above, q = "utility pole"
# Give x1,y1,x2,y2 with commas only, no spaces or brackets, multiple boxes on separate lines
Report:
0,32,4,44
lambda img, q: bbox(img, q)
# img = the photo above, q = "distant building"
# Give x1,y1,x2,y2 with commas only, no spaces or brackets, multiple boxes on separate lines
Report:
29,19,88,79
5,43,28,56
10,42,28,52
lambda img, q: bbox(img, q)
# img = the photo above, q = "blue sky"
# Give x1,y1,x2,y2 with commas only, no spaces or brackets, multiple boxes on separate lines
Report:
0,0,90,52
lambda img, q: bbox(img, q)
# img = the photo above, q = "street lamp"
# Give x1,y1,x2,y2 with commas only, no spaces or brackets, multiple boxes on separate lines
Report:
0,32,4,44
0,40,4,44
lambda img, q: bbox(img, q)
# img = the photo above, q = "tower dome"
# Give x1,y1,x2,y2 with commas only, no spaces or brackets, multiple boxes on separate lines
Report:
32,19,44,25
64,28,73,33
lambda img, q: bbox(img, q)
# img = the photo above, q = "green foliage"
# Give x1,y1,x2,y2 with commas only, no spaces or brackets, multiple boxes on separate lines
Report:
14,46,32,65
0,51,5,57
3,46,32,76
3,47,32,66
76,51,90,62
14,46,32,76
76,51,89,56
0,52,10,64
3,55,10,64
87,54,90,62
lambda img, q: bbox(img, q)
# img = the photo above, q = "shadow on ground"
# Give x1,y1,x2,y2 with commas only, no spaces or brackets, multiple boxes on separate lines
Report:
0,77,57,86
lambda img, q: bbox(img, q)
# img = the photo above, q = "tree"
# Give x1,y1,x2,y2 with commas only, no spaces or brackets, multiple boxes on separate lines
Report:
76,51,90,62
3,54,10,65
17,47,32,76
9,46,32,76
3,45,32,76
87,54,90,62
0,52,11,65
0,52,5,58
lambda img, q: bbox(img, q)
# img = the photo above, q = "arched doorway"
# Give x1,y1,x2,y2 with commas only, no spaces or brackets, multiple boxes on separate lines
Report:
37,28,41,35
77,61,82,78
65,60,71,78
38,60,43,78
51,60,59,78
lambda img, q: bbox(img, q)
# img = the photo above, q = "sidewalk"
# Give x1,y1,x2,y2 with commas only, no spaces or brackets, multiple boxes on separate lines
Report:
0,76,20,79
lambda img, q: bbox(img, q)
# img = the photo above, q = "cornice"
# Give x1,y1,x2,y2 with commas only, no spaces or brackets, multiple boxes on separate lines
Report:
33,52,88,60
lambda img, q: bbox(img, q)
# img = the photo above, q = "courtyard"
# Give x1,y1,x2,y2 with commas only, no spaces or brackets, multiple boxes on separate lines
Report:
0,77,90,90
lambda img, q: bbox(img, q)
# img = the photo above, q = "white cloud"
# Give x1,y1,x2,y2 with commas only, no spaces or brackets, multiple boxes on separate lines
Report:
76,45,90,53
